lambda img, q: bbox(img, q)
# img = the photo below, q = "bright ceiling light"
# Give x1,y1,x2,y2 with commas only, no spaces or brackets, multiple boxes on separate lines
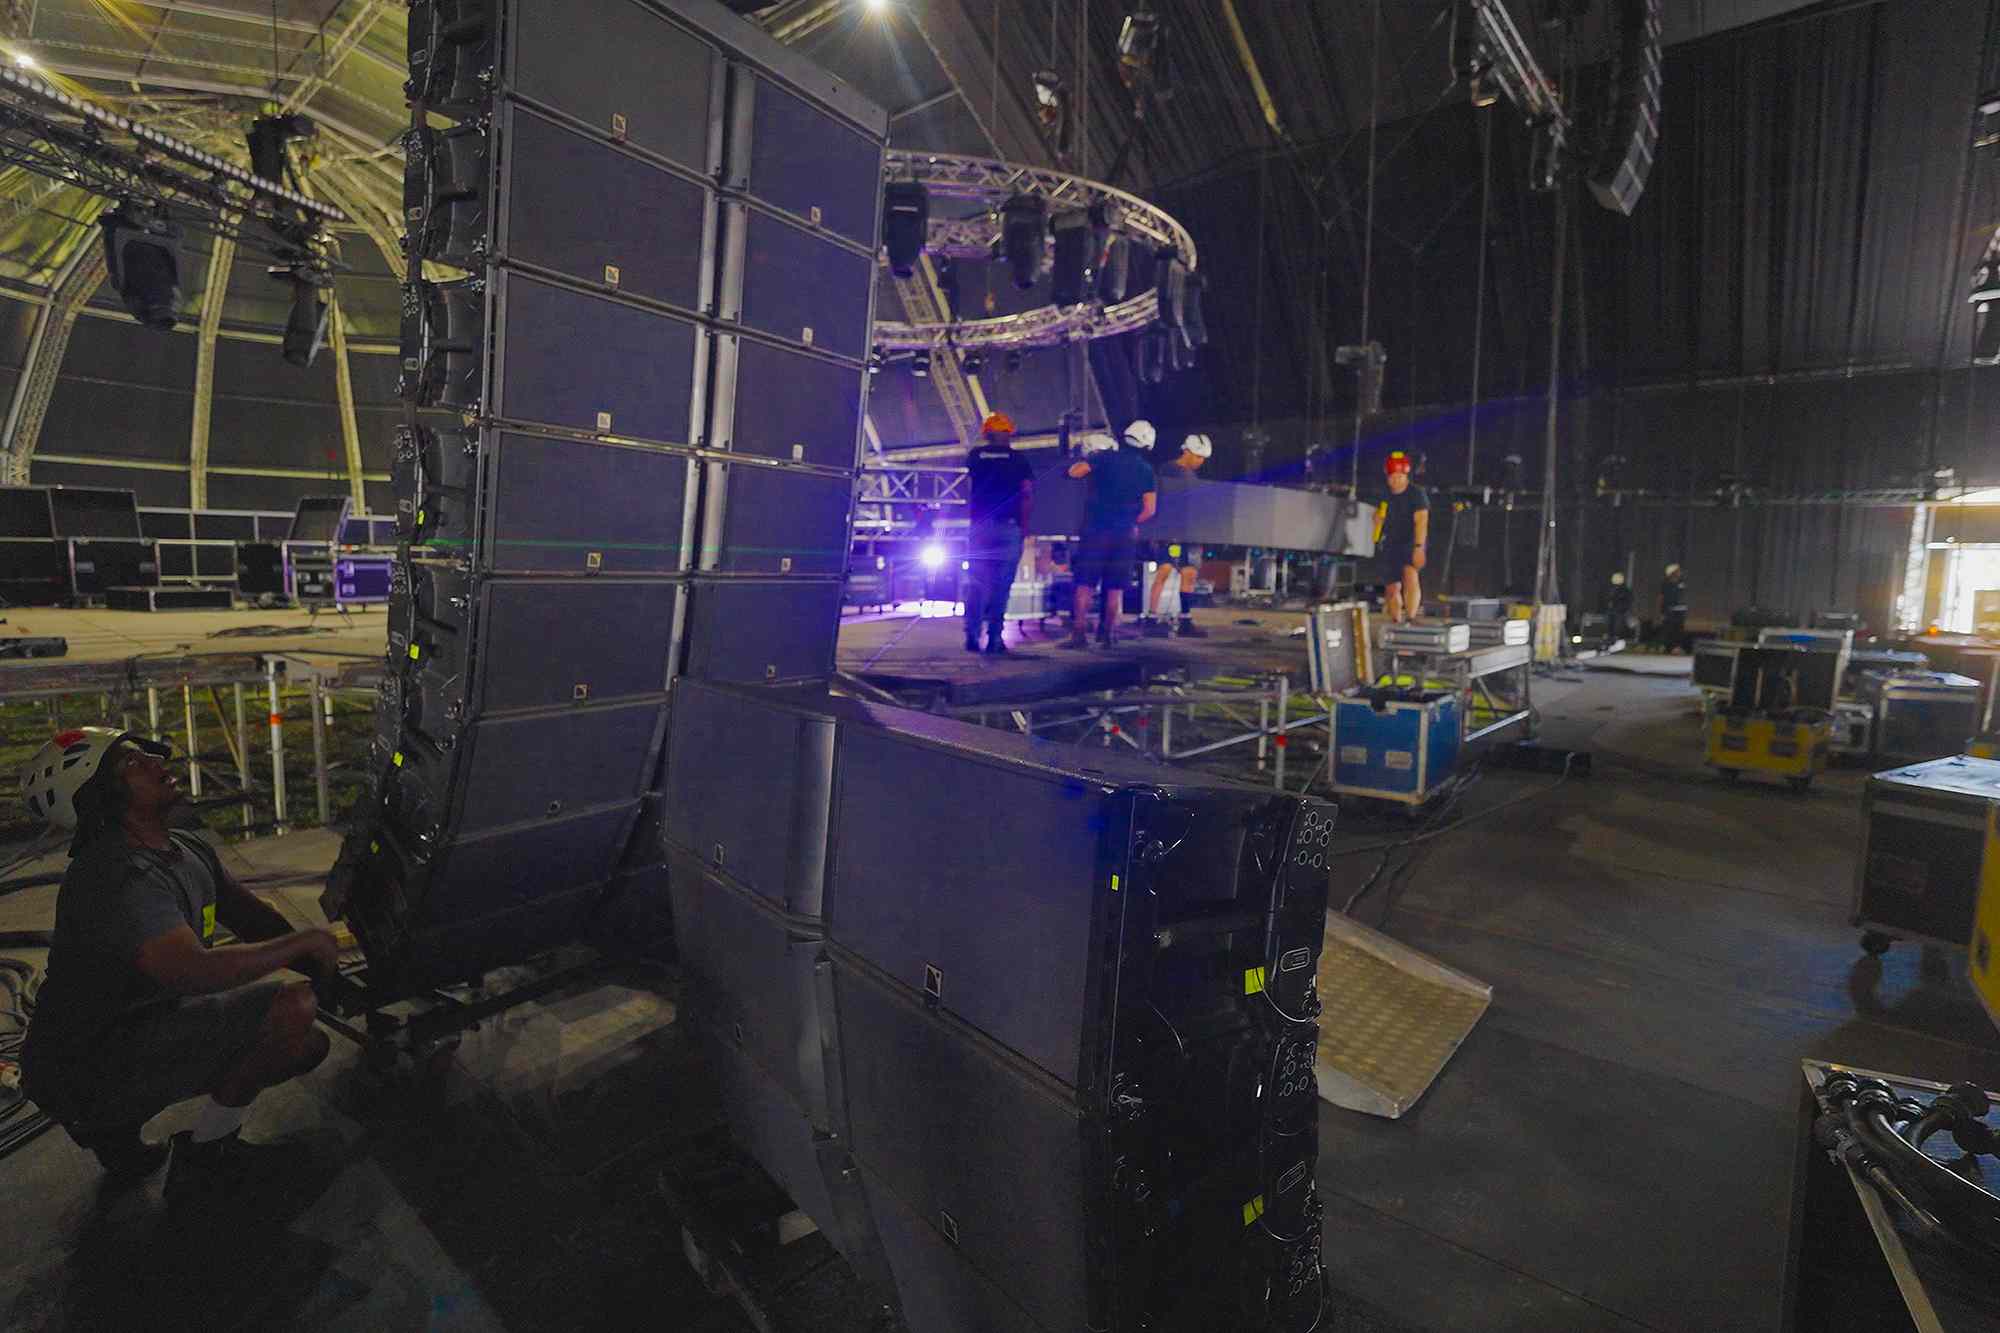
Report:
864,0,888,13
14,53,36,69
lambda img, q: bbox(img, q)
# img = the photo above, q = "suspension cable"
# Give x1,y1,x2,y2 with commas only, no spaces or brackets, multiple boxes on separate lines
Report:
1348,0,1383,495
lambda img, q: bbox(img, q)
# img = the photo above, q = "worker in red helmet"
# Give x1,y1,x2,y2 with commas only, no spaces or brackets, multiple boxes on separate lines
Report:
1374,450,1430,624
962,411,1034,654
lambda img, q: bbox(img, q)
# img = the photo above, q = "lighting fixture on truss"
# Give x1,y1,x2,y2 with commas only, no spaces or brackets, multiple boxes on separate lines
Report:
0,63,344,251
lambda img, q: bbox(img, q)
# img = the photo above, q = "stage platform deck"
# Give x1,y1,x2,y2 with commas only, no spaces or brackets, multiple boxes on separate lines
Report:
0,603,389,691
836,604,1316,705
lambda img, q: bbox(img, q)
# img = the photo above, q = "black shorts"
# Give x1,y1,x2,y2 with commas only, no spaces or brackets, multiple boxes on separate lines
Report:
22,980,285,1130
1074,527,1139,594
1373,544,1415,584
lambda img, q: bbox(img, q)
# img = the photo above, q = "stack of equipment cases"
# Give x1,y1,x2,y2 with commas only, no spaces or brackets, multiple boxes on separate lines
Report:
1854,756,2000,954
338,0,882,998
50,486,157,600
0,486,67,605
1383,621,1470,654
1704,644,1837,788
1864,671,1982,761
662,679,1334,1331
1331,690,1463,805
1466,618,1529,648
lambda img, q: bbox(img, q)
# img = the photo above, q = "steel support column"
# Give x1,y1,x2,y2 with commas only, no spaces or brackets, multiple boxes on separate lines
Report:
3,235,108,484
188,232,237,509
329,297,368,511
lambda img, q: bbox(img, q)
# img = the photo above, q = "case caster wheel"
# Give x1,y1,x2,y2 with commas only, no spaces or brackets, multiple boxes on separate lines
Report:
1860,931,1893,957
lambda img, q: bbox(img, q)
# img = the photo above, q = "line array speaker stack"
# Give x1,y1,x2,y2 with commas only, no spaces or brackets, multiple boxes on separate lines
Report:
1587,0,1663,216
664,679,1334,1331
333,0,882,998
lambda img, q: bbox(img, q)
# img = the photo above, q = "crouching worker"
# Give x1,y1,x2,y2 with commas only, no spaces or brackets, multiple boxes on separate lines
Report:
18,727,337,1195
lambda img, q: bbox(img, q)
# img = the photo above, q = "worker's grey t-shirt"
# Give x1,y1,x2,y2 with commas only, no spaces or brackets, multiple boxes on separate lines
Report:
27,830,221,1061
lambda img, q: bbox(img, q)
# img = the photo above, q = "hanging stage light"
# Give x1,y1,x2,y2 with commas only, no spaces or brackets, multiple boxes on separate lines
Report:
99,206,183,332
912,349,931,378
1003,349,1022,375
1098,234,1130,303
1049,209,1093,306
1183,271,1209,347
246,113,316,186
1001,193,1047,290
883,179,929,280
1117,12,1163,93
272,267,332,367
961,350,985,377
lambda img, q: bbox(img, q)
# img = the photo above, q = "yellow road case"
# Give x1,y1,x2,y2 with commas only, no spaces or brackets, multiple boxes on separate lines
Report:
1706,711,1830,789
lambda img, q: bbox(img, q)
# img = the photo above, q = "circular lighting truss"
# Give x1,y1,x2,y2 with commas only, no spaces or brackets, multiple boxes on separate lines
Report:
872,150,1197,353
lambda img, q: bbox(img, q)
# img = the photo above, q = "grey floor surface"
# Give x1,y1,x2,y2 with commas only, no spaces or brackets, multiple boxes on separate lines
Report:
2,666,1995,1331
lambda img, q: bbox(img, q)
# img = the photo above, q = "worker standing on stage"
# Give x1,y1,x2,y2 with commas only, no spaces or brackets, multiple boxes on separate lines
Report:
18,728,336,1197
1660,563,1688,653
1144,432,1212,638
1606,570,1634,643
1373,450,1430,624
962,411,1035,655
1065,421,1158,649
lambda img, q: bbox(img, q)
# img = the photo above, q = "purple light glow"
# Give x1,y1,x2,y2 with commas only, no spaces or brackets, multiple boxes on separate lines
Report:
920,542,947,571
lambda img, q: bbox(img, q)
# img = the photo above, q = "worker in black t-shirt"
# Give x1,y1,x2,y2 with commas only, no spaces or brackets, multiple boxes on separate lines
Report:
962,411,1035,654
1064,421,1159,648
1373,451,1430,623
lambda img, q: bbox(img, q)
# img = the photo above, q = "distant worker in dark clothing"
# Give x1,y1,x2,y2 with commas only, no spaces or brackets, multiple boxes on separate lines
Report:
963,411,1035,655
18,727,337,1197
1660,563,1688,652
1373,450,1430,624
1605,571,1634,642
1144,432,1212,638
1065,421,1159,648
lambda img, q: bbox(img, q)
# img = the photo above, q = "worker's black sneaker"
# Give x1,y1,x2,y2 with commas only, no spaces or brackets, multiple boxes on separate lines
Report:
1061,636,1092,650
70,1123,169,1181
163,1129,308,1203
1176,619,1209,638
963,631,981,653
1142,620,1172,638
983,634,1009,655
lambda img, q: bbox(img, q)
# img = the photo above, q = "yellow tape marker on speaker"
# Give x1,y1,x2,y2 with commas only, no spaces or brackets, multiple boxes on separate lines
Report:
1975,809,2000,1033
1244,966,1267,996
1241,1195,1266,1226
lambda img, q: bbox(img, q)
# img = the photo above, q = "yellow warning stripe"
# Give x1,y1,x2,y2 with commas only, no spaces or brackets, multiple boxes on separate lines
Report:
1243,966,1267,996
1241,1194,1265,1226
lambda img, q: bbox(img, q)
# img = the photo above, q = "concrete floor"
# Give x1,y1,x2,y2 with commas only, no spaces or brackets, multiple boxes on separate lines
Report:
2,662,1997,1331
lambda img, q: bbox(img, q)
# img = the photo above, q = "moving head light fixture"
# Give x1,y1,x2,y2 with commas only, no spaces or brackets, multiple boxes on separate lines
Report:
882,179,929,279
100,205,183,331
1001,192,1047,290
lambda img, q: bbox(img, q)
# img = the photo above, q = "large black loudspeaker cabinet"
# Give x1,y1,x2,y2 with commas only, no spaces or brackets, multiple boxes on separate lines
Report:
1587,0,1663,216
663,680,1334,1332
340,0,883,997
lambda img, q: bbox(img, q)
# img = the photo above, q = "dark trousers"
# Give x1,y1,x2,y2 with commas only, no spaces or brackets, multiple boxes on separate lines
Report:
963,520,1023,638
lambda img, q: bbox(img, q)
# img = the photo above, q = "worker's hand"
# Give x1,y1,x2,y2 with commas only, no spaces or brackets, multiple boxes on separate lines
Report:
1066,462,1091,479
1410,546,1427,571
295,927,341,979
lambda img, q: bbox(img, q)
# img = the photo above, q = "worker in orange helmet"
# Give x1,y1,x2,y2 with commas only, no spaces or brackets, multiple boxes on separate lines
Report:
1373,450,1430,624
962,411,1034,654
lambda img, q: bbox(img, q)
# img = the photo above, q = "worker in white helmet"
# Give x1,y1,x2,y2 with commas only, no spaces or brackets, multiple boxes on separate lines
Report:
1064,420,1159,647
17,726,338,1196
1143,431,1213,638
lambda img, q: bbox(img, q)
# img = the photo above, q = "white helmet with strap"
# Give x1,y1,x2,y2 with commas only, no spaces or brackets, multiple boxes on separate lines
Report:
1181,433,1213,459
20,727,145,830
1122,419,1158,451
1078,431,1119,456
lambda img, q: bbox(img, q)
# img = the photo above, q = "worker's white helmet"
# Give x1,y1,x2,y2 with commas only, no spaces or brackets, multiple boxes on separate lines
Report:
1610,572,1626,586
1122,419,1157,451
1079,431,1118,456
1181,433,1213,459
1665,563,1682,577
20,726,159,830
